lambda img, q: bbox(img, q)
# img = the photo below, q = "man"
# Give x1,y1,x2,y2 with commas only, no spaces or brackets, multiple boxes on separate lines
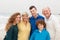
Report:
42,7,60,40
29,6,44,36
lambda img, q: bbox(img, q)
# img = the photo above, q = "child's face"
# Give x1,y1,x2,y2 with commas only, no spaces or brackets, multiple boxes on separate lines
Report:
38,23,44,30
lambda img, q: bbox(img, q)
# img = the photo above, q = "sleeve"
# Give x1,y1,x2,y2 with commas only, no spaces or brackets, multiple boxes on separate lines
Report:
46,32,50,40
4,26,14,40
39,16,45,21
53,17,60,40
41,15,45,20
42,16,45,20
30,32,35,40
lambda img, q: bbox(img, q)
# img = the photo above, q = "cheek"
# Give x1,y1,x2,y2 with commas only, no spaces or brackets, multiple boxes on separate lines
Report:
14,18,18,23
16,18,18,22
31,12,34,14
18,18,20,20
16,18,20,22
46,13,50,17
41,25,44,28
38,25,44,28
30,11,33,13
24,18,28,20
31,11,35,14
38,25,41,28
44,13,49,17
44,11,48,14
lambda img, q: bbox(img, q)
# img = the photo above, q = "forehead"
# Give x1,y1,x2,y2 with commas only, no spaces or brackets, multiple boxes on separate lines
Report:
42,8,50,11
38,23,43,26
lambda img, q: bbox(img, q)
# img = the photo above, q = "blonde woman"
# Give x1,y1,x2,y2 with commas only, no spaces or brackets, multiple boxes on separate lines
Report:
18,12,31,40
4,12,21,40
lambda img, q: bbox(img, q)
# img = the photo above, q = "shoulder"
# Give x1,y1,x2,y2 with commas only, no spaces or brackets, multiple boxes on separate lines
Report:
44,29,50,35
10,25,17,29
51,15,57,19
27,22,31,27
38,14,44,20
51,15,59,22
7,25,14,32
38,15,44,18
29,16,33,20
32,30,39,34
18,21,23,26
10,25,15,29
34,29,39,32
27,21,30,24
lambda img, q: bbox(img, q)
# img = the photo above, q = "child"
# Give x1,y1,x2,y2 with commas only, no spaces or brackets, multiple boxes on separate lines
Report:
30,20,50,40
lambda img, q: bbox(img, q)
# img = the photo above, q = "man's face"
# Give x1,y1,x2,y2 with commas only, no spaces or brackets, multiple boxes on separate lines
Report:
42,8,51,19
30,8,37,17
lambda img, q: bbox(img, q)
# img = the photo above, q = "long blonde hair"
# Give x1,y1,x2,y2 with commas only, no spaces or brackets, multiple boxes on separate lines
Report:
5,12,20,32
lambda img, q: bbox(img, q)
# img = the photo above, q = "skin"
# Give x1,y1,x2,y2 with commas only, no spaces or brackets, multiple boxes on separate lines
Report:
14,15,21,25
22,14,29,24
38,24,44,31
42,7,51,19
30,8,38,18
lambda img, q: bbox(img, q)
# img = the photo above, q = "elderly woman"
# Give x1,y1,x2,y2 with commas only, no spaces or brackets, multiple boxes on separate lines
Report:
18,12,31,40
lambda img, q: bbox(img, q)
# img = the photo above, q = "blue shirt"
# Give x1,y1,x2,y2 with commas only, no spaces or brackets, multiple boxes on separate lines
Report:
30,29,50,40
29,14,44,35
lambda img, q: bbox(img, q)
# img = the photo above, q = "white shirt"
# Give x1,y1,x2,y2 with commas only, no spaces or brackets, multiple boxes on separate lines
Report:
45,15,60,40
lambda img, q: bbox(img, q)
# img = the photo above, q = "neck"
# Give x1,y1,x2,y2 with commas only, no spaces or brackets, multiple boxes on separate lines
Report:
39,28,43,31
23,20,27,24
47,14,51,19
13,22,16,25
34,14,38,18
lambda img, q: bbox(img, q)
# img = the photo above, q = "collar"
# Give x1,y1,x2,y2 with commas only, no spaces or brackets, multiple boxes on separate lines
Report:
39,28,46,33
32,14,40,19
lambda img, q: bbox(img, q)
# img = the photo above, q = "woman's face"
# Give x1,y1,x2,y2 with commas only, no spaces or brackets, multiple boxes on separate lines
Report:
15,15,21,24
22,14,29,22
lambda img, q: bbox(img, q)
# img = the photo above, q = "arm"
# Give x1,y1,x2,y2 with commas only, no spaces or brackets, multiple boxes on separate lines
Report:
46,32,50,40
30,32,35,40
5,26,14,40
53,17,60,40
